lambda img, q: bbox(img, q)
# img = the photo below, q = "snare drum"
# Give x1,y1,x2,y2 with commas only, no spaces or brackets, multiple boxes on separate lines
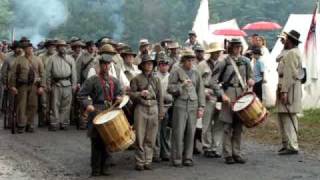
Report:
93,109,135,152
232,92,268,128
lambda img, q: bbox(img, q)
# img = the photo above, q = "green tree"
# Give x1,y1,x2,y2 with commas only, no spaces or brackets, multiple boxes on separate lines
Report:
0,0,12,39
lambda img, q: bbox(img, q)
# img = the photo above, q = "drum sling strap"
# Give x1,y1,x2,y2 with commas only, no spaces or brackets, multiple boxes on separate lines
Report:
230,58,246,90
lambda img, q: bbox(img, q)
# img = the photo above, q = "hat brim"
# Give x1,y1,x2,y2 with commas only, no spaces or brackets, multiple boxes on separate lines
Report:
138,60,157,70
284,32,301,43
121,52,137,57
206,48,224,54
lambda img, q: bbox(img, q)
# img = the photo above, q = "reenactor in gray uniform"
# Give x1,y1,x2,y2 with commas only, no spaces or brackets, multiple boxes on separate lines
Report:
76,41,99,129
211,39,254,164
153,52,172,162
78,54,123,176
46,40,77,131
134,39,151,65
167,42,180,72
120,48,140,81
168,49,205,167
38,40,57,127
9,42,45,133
130,54,164,171
198,42,225,158
276,30,303,155
184,31,201,50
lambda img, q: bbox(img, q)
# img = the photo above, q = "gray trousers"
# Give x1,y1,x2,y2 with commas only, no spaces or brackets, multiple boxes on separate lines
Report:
50,85,72,128
278,113,299,151
171,100,197,164
202,101,223,152
154,107,171,159
222,118,243,158
134,104,159,166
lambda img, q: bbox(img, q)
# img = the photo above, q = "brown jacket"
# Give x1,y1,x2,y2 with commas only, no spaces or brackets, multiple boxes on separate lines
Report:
9,55,45,88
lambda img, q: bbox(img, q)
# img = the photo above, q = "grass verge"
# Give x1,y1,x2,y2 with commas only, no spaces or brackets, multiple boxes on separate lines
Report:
245,108,320,155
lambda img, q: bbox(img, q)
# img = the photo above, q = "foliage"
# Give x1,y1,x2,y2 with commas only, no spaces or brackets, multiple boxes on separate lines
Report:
0,0,316,48
0,0,12,39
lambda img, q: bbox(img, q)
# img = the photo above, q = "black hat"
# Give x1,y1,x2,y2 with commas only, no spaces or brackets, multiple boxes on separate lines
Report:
44,39,56,47
252,48,262,55
284,30,301,43
120,48,137,57
86,41,96,48
229,38,242,45
10,41,20,50
20,42,33,49
138,54,157,70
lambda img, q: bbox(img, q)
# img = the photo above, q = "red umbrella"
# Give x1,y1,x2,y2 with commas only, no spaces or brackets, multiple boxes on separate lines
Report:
213,29,247,36
242,21,282,30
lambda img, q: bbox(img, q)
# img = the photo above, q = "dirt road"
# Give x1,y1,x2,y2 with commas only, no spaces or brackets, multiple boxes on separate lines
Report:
0,120,319,180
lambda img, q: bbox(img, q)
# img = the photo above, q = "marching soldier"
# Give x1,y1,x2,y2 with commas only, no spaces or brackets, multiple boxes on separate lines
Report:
168,48,205,167
130,54,164,171
134,39,151,65
153,52,172,162
38,39,57,127
167,42,180,72
78,54,123,177
194,44,206,64
46,40,77,131
76,41,99,129
9,42,45,133
1,41,23,128
211,39,254,164
185,31,201,50
276,30,303,155
121,48,141,81
198,42,225,158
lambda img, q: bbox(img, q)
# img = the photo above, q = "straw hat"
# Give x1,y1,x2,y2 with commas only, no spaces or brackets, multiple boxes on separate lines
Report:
206,42,225,53
180,48,196,59
99,44,117,54
168,42,180,49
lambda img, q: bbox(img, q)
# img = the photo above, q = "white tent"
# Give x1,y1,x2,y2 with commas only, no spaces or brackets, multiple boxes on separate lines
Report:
271,14,320,109
207,19,248,50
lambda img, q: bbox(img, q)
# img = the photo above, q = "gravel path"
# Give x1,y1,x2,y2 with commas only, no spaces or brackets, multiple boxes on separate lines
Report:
0,119,319,180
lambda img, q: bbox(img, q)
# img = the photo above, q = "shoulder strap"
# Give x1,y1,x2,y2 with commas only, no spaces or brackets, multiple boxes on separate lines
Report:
230,57,246,89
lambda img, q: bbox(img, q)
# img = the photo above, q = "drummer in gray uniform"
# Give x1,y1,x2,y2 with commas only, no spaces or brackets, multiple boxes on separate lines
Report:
210,39,254,164
78,54,123,176
198,42,225,158
168,48,205,167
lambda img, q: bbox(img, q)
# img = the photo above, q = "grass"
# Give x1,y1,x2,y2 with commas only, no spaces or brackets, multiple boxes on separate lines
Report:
245,108,320,155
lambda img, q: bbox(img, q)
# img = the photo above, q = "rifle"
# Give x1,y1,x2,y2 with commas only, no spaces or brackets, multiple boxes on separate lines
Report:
2,89,8,129
10,94,17,134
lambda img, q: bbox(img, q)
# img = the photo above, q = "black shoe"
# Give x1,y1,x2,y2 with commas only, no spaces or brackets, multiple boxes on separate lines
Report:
193,148,201,155
278,147,287,153
60,126,68,130
135,165,144,171
233,156,246,164
91,171,101,177
278,149,299,155
48,126,57,131
152,157,161,163
173,163,183,168
144,164,153,170
161,157,170,162
26,126,34,133
100,168,111,176
225,157,235,164
17,128,24,134
183,160,193,167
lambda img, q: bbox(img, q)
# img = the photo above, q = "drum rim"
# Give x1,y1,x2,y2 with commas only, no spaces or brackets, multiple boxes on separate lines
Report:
93,109,121,125
232,92,257,112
